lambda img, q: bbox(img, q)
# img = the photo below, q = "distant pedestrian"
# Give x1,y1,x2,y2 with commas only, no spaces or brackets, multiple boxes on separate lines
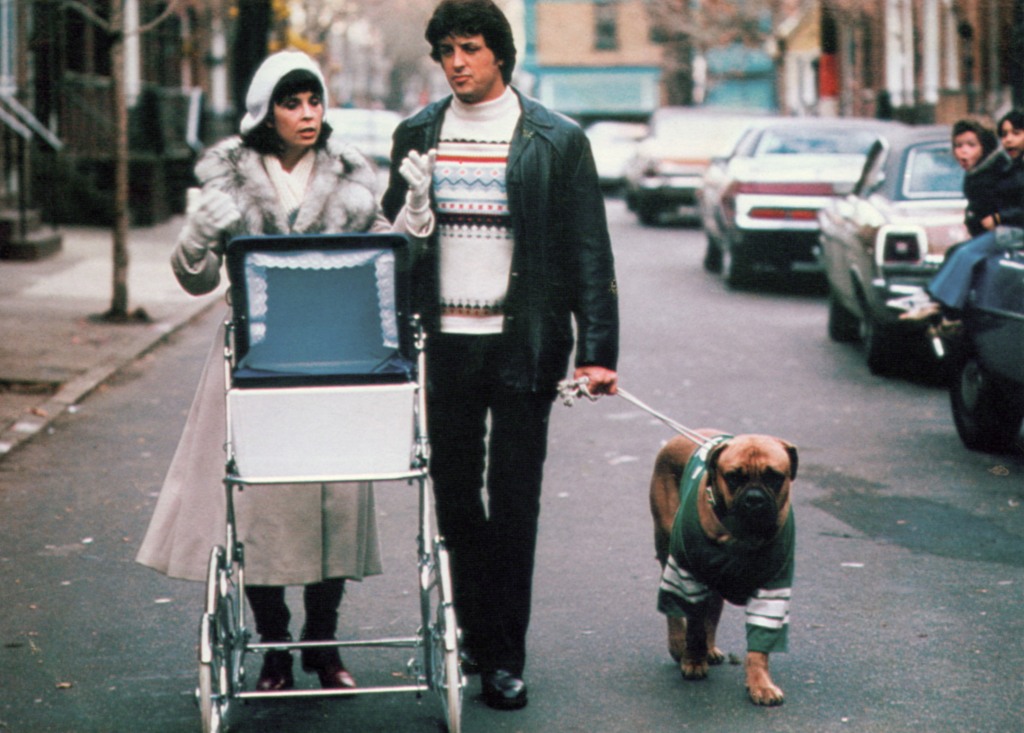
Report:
136,50,435,693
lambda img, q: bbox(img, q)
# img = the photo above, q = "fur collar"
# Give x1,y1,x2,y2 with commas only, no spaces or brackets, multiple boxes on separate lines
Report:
194,134,380,236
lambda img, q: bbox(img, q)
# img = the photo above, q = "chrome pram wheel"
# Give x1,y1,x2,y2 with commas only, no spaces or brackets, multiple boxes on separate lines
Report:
196,545,242,733
428,540,463,733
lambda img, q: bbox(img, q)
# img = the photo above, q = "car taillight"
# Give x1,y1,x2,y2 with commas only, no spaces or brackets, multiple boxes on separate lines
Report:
735,182,837,195
882,234,922,263
874,226,926,266
747,207,819,221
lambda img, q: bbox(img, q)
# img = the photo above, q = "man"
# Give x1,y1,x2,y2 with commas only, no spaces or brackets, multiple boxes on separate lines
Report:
382,0,619,711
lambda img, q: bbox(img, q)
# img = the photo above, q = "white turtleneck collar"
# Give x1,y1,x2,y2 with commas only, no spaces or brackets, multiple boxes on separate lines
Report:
449,86,520,123
444,86,520,142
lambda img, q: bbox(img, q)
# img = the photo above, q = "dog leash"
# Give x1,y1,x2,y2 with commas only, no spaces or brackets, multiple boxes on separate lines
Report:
557,377,713,447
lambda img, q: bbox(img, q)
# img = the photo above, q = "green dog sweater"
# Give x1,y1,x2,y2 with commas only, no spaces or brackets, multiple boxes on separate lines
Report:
657,435,795,654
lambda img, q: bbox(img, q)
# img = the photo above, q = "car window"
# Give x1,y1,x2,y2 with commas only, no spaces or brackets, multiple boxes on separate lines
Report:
903,143,964,197
653,116,760,156
755,129,879,156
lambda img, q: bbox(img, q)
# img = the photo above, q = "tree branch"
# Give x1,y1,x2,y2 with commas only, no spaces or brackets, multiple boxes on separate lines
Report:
59,0,183,36
61,0,112,33
137,0,183,34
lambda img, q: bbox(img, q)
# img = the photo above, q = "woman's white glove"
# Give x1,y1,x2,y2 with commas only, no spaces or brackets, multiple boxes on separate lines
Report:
400,149,436,213
172,187,241,295
189,187,242,242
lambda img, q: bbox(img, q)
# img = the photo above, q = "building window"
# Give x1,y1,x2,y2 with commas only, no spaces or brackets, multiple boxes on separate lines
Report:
595,0,618,51
0,0,14,92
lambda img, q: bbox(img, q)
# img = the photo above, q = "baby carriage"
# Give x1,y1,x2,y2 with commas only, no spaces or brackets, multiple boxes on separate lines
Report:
195,233,463,732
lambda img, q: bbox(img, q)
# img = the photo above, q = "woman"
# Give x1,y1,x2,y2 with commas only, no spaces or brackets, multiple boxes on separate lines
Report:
136,51,433,692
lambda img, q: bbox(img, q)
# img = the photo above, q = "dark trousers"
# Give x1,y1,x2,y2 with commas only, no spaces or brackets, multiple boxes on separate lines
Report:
245,578,345,641
427,333,555,677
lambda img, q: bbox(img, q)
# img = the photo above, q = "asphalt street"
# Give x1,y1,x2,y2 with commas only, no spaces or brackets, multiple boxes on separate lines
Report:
0,198,1021,733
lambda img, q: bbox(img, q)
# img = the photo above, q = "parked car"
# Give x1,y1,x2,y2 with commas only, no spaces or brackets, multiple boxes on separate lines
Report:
946,242,1024,453
623,107,763,226
584,120,648,190
701,117,904,288
323,107,403,167
817,124,968,374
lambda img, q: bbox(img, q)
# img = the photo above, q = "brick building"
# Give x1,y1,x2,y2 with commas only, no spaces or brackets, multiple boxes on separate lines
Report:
776,0,1021,124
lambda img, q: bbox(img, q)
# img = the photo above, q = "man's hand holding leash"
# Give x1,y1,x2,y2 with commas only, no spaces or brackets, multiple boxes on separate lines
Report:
572,366,618,397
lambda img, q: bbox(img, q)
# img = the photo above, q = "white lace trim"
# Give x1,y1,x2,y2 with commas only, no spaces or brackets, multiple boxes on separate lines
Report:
244,248,398,347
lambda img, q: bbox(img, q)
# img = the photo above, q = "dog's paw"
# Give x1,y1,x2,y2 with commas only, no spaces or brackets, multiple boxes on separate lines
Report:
745,653,783,705
679,659,709,680
747,681,784,706
707,646,726,666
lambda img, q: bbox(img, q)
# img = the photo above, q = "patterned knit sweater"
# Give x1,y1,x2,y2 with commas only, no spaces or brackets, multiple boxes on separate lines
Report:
435,88,521,334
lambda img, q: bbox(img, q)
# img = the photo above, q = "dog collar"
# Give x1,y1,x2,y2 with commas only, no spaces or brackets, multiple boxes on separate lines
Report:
705,482,734,527
705,483,720,512
698,434,732,521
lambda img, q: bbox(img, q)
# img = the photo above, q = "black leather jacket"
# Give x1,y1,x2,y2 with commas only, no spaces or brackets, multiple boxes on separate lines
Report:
382,89,619,394
963,148,1023,236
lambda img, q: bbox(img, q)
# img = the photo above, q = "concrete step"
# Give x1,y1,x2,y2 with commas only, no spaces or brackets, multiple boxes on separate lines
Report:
0,225,63,260
0,208,44,234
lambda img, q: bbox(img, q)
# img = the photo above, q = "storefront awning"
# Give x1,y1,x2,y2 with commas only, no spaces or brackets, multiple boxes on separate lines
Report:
534,67,660,118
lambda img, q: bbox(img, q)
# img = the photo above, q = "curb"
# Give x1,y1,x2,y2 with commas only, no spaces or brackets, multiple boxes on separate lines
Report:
0,299,219,460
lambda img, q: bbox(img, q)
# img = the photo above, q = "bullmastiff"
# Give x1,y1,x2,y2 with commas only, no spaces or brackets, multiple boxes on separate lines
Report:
649,430,797,706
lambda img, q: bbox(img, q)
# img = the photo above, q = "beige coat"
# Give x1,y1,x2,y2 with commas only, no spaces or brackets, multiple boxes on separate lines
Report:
136,133,421,584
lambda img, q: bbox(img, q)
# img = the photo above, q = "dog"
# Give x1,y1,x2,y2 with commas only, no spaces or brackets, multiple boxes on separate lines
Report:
649,430,797,706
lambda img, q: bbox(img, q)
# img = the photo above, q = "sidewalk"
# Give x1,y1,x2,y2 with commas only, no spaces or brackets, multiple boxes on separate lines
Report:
0,218,225,459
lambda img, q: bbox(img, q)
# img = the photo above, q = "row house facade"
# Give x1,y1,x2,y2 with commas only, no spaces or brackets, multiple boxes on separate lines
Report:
777,0,1022,125
520,0,664,123
0,0,275,258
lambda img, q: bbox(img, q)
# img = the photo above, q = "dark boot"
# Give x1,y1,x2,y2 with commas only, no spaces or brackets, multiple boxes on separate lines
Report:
300,579,355,689
256,647,294,691
245,585,294,691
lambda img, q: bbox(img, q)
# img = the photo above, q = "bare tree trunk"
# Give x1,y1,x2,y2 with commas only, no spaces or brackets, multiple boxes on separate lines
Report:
104,0,132,321
66,0,176,323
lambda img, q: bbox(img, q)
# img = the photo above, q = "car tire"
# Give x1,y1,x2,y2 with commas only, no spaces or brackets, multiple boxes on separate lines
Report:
703,235,723,273
723,247,753,289
949,348,1024,453
861,312,899,375
827,289,860,342
637,201,661,226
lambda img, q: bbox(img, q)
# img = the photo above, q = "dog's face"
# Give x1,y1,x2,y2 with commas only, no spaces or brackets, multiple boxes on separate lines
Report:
705,435,797,542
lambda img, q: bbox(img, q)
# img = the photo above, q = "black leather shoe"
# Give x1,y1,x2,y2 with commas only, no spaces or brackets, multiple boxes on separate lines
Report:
482,669,528,710
256,649,294,691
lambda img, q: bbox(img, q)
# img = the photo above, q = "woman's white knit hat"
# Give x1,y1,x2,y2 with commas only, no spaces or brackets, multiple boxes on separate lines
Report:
239,51,328,135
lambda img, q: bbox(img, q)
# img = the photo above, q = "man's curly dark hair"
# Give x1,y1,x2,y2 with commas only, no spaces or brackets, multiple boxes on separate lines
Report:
425,0,517,85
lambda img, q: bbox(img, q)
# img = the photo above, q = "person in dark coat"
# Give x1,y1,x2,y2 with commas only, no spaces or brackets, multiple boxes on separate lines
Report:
953,117,1000,237
380,0,619,711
